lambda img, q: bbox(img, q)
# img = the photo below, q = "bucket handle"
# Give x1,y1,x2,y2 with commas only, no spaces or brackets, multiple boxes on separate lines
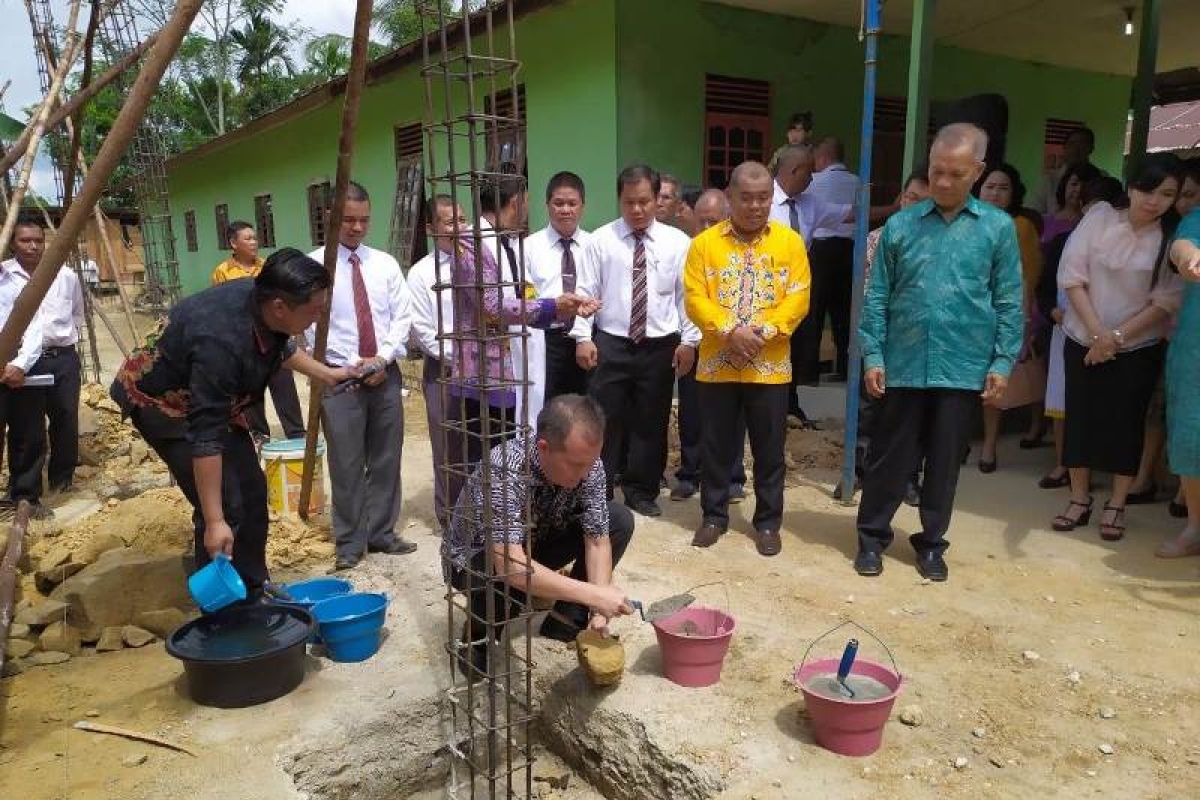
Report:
793,619,901,685
677,580,732,625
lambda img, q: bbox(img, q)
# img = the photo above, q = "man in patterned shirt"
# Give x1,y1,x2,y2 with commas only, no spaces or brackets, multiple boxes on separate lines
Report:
684,161,811,556
445,394,635,661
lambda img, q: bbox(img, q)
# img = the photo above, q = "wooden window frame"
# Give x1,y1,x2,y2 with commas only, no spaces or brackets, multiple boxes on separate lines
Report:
214,203,230,250
307,182,332,247
703,74,771,190
390,123,427,270
184,209,198,253
254,194,276,248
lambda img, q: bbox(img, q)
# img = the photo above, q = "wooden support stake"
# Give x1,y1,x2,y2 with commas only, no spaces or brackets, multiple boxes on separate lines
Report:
0,0,203,367
0,32,158,177
297,0,374,520
0,502,34,675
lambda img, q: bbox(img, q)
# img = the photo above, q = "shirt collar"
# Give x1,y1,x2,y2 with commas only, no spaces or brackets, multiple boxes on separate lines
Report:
615,217,654,242
919,196,984,220
718,220,772,243
245,292,277,355
822,163,849,174
1,258,30,281
773,181,789,205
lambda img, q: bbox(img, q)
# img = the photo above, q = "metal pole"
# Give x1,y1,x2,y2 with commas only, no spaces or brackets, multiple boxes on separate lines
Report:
840,0,883,504
0,0,203,365
1126,0,1161,175
0,32,158,177
296,0,374,520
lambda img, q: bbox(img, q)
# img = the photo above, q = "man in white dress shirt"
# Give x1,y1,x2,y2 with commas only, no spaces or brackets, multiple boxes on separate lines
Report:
307,181,415,571
407,194,462,533
804,136,862,383
573,165,700,517
526,171,592,401
0,219,49,512
770,144,852,423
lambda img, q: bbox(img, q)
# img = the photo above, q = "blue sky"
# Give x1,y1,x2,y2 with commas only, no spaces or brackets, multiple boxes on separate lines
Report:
0,0,356,201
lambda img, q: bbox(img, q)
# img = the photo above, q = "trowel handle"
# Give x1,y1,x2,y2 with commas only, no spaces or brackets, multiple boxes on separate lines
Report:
837,638,859,683
629,599,645,621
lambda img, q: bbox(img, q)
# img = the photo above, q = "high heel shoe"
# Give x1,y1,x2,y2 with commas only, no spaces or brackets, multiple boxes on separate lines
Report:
1052,497,1093,531
1038,471,1070,489
1124,484,1158,505
978,458,997,474
1099,504,1126,542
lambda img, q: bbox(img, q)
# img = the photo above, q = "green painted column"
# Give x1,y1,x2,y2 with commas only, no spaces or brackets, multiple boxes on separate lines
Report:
902,0,936,177
1127,0,1161,174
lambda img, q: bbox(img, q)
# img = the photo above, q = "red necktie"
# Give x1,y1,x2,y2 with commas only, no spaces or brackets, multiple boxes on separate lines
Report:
349,251,378,359
629,231,647,343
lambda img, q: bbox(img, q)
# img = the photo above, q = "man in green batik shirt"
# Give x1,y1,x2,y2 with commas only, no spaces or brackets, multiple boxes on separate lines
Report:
854,123,1023,583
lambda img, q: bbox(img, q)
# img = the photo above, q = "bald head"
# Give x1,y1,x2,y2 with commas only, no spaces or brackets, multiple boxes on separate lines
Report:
773,144,815,197
694,188,730,230
931,123,988,162
726,160,773,235
730,161,772,191
928,123,989,213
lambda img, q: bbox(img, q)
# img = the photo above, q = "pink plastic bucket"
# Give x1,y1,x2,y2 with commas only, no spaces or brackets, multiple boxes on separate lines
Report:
650,605,736,688
793,657,903,756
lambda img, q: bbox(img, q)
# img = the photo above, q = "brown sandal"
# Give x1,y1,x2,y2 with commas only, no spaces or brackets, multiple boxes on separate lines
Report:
1099,504,1126,541
1052,497,1093,531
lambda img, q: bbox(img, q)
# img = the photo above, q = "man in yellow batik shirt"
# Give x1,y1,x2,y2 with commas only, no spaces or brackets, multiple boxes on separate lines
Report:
211,221,306,440
684,161,810,557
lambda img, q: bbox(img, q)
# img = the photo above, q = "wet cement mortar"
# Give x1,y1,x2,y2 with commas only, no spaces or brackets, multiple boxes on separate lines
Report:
3,391,1200,799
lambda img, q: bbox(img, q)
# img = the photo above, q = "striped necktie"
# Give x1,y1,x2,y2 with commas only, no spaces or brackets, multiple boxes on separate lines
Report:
629,230,647,343
349,251,378,358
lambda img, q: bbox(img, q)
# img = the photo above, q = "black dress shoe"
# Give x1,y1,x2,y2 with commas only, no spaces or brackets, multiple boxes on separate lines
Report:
692,523,725,548
369,537,418,555
978,459,997,474
669,480,697,501
915,551,948,582
1169,499,1188,518
1038,471,1070,489
331,555,361,572
1124,484,1158,505
755,529,782,557
626,498,662,517
854,549,883,576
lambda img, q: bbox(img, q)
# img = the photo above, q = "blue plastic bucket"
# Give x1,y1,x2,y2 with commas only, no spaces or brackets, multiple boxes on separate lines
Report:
311,592,388,663
188,554,248,613
278,577,353,643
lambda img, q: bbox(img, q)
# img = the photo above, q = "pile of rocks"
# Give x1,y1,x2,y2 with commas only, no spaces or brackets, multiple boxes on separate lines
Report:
76,383,171,500
4,545,196,677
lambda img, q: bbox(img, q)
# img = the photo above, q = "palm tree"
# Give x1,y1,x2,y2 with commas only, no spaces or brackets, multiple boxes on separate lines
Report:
304,34,351,82
231,9,294,85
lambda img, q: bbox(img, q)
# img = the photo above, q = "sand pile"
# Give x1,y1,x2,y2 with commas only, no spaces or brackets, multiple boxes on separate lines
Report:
267,512,335,571
31,487,193,565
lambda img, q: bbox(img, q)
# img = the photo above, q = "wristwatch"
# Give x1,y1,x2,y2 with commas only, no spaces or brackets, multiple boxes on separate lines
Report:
1111,328,1125,347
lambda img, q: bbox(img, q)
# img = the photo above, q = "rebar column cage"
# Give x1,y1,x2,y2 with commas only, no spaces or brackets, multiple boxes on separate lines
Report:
419,2,536,797
97,2,180,313
26,0,103,383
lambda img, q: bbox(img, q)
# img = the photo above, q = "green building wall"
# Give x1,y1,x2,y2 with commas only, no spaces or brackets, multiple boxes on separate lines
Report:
167,0,1132,295
613,0,1129,187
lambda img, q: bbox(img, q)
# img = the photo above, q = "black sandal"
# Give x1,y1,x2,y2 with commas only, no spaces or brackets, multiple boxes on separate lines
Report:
1038,470,1070,489
1052,497,1093,531
1099,504,1126,541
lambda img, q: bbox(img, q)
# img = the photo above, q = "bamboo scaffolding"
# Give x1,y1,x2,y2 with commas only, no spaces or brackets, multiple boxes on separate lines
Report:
296,0,374,520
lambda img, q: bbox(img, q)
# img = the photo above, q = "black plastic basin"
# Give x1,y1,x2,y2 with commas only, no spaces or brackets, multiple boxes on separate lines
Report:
166,603,313,708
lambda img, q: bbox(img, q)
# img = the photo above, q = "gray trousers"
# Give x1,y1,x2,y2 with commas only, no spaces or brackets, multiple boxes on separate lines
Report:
422,355,449,531
321,363,404,559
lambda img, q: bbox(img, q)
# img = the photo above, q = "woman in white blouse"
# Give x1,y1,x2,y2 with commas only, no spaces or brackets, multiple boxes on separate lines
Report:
1051,154,1184,540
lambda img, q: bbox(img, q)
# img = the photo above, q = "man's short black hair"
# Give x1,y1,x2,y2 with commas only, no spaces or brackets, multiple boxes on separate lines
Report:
255,247,331,308
680,185,703,209
537,393,605,448
346,181,370,203
479,172,527,215
1066,127,1096,150
13,215,44,233
424,193,455,223
616,164,660,198
546,171,586,203
225,220,254,247
788,111,813,130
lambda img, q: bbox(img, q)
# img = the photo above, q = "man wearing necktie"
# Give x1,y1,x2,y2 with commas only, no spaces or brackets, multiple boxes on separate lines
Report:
769,145,853,427
572,165,701,518
308,181,416,572
526,171,593,401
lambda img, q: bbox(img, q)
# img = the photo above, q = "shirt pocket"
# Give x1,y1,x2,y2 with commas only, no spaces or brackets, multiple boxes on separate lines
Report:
652,263,678,296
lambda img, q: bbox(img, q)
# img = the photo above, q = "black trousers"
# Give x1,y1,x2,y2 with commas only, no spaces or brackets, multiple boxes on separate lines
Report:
857,388,976,556
445,395,517,513
699,382,788,530
544,329,589,401
126,402,270,591
453,500,634,638
1,385,47,502
588,330,678,503
1063,338,1164,476
24,346,82,489
244,367,306,440
676,363,747,486
793,236,854,384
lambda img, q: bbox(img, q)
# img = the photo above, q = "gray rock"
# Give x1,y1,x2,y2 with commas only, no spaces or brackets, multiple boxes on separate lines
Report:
14,599,70,627
51,548,191,632
899,704,924,727
953,757,970,770
27,650,71,666
9,623,31,639
972,727,986,739
133,608,188,638
122,753,147,767
38,621,83,656
122,626,156,649
95,626,125,653
1099,707,1117,720
6,638,36,659
1,657,25,677
1098,743,1114,755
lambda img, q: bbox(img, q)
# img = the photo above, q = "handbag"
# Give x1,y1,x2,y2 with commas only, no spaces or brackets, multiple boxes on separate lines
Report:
989,349,1047,410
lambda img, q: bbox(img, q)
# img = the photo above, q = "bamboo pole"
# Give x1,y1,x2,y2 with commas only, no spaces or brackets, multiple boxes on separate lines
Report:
0,33,158,178
62,0,104,209
0,0,84,258
296,0,375,521
0,0,204,367
0,502,34,675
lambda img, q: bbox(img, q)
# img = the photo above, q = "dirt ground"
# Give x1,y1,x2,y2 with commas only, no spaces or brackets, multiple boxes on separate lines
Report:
3,311,1198,798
